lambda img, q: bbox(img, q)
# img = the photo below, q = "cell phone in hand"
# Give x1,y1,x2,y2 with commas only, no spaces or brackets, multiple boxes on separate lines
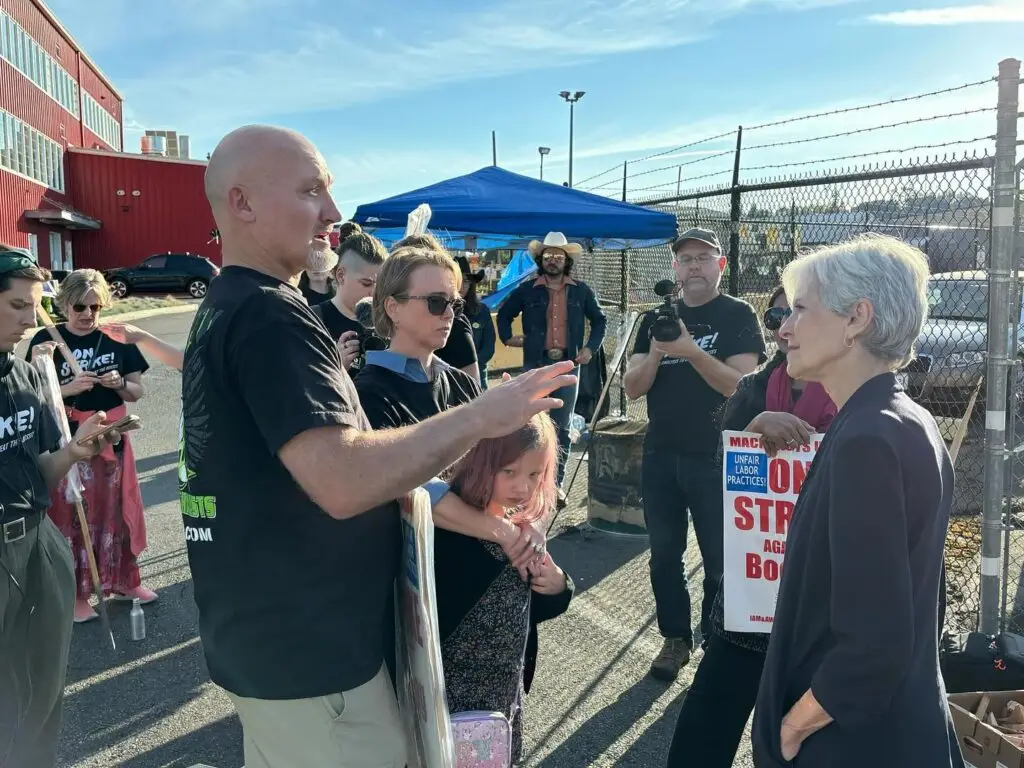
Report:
75,414,142,446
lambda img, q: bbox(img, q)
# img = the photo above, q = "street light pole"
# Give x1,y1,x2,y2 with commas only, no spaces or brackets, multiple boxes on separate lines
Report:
538,146,550,180
558,90,585,187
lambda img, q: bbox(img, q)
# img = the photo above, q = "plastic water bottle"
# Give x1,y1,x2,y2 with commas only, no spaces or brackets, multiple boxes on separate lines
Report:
569,414,586,445
130,598,146,641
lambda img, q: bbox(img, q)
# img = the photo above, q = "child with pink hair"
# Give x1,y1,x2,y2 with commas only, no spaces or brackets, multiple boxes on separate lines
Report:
434,413,574,764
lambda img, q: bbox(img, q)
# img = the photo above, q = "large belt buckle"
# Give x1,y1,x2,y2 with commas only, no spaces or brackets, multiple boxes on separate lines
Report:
2,518,26,544
546,348,564,361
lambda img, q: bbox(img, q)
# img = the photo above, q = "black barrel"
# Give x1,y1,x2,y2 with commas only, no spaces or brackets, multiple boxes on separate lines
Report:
587,417,648,535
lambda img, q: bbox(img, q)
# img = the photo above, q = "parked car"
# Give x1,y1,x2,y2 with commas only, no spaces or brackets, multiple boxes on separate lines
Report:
104,253,219,299
900,270,1023,416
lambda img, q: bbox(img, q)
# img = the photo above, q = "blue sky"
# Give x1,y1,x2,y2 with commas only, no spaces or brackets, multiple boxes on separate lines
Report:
46,0,1023,214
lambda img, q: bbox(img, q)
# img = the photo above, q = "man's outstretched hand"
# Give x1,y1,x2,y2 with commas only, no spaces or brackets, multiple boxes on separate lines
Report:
471,362,576,440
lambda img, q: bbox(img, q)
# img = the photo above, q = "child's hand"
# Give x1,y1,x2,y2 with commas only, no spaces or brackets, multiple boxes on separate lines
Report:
528,554,566,595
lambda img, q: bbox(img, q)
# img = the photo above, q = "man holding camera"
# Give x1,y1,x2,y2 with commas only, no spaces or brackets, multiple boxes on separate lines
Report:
624,227,764,682
312,231,389,373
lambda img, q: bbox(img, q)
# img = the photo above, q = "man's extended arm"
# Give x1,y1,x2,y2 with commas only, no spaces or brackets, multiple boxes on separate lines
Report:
279,366,574,521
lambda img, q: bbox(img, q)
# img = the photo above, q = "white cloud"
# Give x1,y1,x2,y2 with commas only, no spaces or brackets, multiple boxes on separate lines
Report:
75,0,851,147
866,4,1024,25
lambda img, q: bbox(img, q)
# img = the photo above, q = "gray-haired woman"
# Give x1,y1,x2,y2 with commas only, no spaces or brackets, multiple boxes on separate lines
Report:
751,235,964,767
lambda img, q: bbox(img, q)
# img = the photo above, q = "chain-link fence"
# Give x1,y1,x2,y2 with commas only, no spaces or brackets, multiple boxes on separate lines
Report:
565,59,1023,640
572,154,1023,641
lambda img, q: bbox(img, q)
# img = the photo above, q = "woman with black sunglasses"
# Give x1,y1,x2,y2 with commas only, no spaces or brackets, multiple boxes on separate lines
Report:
25,269,156,625
664,284,836,768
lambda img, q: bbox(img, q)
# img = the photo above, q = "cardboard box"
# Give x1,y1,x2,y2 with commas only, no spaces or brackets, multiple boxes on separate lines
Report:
949,691,1024,767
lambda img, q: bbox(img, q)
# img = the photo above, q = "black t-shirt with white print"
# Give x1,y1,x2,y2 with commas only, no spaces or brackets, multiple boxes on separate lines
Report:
633,293,765,455
179,265,399,700
26,325,149,428
0,358,61,522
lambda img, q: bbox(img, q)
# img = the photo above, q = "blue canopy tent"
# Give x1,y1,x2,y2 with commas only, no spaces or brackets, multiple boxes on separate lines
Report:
352,166,677,249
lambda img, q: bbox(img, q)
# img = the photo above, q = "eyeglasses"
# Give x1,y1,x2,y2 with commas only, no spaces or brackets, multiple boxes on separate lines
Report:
395,294,465,316
675,254,718,266
72,304,102,314
763,306,791,331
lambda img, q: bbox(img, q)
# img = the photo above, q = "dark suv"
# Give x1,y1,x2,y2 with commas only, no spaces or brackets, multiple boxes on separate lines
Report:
104,253,220,299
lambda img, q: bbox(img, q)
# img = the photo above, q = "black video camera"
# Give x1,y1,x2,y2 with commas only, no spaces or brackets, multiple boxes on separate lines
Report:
354,298,389,355
651,279,682,342
359,328,388,355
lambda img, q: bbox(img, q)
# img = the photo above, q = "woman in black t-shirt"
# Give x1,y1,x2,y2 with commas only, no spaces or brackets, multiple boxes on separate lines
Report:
26,269,154,624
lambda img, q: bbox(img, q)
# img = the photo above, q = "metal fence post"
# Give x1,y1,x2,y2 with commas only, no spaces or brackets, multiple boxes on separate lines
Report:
620,249,629,416
728,127,743,295
789,199,797,265
980,58,1021,635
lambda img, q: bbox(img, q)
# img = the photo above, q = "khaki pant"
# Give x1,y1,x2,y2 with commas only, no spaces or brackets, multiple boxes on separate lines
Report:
0,517,75,768
226,665,407,768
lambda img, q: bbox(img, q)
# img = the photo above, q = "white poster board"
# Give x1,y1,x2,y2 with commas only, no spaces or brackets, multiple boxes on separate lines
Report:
396,489,456,768
721,430,821,633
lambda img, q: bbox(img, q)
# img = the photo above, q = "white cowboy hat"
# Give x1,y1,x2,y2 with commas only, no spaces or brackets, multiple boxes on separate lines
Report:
527,232,583,258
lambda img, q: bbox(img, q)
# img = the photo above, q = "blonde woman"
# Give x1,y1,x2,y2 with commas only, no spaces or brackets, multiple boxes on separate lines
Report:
26,269,155,623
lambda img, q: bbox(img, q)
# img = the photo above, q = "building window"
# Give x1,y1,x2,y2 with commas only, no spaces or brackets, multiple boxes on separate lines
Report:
0,108,65,192
0,10,80,118
82,91,121,152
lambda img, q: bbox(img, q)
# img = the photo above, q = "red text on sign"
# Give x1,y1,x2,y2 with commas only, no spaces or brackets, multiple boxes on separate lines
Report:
746,553,783,581
769,458,808,495
733,496,794,535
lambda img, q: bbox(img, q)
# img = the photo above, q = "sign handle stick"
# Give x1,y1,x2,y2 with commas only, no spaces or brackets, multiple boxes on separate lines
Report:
35,304,84,377
30,343,115,650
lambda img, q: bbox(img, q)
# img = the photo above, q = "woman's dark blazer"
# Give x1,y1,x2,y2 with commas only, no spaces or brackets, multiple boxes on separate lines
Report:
751,373,965,768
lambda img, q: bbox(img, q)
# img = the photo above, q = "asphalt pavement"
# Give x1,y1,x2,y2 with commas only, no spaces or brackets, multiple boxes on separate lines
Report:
55,308,750,768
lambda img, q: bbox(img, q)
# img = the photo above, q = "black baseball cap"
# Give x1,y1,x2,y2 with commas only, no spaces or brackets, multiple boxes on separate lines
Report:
671,227,722,255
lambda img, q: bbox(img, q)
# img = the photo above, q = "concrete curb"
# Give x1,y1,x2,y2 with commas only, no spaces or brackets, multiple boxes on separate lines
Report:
104,302,199,324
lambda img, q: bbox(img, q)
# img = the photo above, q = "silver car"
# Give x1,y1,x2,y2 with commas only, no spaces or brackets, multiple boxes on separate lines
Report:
899,270,1023,416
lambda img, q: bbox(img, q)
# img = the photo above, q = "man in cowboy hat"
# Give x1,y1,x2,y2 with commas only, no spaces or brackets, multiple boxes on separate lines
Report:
497,232,606,497
454,255,495,389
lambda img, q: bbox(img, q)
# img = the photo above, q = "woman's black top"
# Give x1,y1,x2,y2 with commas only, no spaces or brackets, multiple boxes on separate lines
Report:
751,373,964,768
354,357,479,430
435,314,478,371
465,304,496,371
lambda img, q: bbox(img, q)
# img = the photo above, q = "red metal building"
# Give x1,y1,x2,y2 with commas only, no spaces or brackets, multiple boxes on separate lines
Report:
0,0,216,272
67,148,215,272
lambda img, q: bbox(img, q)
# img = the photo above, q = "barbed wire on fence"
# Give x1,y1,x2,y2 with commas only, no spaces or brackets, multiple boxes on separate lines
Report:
574,76,995,196
743,109,996,152
743,77,994,132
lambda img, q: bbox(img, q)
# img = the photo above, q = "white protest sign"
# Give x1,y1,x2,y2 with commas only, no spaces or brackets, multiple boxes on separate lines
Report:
396,489,456,768
721,430,822,633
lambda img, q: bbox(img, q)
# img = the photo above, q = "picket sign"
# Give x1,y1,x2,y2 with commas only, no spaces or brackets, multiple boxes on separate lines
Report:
721,430,822,633
396,489,512,768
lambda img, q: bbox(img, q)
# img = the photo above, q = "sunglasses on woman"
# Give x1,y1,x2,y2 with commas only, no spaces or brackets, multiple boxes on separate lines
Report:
763,306,791,331
73,303,102,313
396,294,465,316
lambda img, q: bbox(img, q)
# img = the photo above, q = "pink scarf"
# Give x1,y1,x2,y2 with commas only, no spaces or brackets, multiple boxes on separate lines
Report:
765,365,837,433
